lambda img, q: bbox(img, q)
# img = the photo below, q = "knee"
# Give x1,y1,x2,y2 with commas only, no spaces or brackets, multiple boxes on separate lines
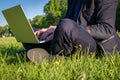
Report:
57,18,75,32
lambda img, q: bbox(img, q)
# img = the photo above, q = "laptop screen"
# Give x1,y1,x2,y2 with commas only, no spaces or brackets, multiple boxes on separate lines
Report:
2,5,40,43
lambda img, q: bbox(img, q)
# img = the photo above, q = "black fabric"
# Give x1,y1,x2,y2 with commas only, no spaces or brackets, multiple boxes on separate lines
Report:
51,19,97,56
23,40,52,53
65,0,118,40
23,0,120,56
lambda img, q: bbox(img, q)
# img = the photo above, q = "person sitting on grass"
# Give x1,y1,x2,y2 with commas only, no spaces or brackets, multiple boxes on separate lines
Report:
22,0,120,63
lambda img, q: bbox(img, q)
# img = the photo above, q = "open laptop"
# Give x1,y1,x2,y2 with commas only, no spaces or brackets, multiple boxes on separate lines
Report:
2,5,51,44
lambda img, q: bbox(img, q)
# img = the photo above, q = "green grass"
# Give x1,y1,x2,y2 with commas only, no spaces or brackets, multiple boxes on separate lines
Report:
0,37,120,80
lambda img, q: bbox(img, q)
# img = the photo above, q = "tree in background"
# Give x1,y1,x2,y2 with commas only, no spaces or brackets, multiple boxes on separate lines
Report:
1,0,120,35
43,0,67,26
32,0,120,30
0,0,67,37
29,15,44,28
0,25,13,37
30,0,67,28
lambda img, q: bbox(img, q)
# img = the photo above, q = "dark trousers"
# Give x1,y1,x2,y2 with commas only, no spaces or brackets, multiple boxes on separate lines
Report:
23,19,97,56
51,19,97,56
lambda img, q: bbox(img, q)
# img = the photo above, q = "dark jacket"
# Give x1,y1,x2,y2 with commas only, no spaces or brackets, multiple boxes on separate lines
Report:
65,0,120,52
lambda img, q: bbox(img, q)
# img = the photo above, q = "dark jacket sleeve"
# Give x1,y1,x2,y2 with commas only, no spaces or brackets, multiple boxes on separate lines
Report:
87,0,118,40
65,0,75,18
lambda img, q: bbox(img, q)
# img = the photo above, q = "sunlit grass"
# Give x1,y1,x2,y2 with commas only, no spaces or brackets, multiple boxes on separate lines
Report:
0,37,120,80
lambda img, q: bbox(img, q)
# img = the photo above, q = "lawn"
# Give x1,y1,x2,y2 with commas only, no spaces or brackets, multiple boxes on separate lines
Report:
0,37,120,80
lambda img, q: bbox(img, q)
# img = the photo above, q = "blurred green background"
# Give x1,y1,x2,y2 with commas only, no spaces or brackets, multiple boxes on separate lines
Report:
0,0,120,37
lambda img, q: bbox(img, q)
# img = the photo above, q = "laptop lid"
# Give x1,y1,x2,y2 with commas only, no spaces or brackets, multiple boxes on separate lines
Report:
2,5,40,44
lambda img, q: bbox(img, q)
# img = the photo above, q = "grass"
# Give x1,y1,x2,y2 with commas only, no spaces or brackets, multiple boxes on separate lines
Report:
0,37,120,80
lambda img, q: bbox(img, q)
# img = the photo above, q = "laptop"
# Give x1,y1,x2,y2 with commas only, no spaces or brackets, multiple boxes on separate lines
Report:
2,5,51,44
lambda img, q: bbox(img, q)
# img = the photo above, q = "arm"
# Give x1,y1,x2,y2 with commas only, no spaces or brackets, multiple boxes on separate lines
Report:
34,25,56,40
87,0,118,40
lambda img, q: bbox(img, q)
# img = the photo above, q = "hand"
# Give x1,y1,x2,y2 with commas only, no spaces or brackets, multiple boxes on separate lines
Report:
34,25,56,40
40,25,56,40
34,28,48,39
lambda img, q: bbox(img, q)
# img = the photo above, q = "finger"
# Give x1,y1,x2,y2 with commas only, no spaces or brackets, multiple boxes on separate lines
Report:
34,28,48,38
34,31,39,37
34,31,38,35
40,28,48,32
49,25,56,29
34,31,41,38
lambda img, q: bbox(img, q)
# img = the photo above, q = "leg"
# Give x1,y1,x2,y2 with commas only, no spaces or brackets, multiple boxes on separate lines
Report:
51,19,97,56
